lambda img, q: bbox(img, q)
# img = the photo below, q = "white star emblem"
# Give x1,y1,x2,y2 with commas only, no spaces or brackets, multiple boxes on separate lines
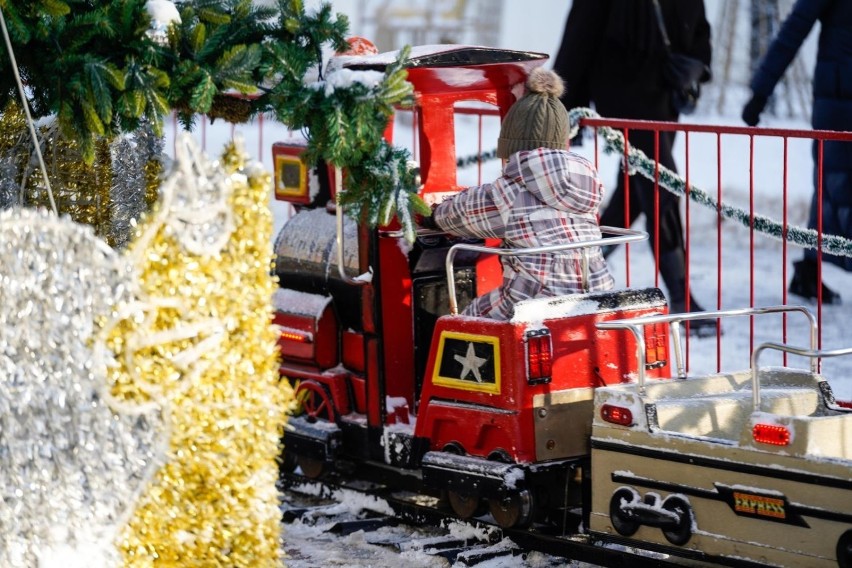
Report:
454,342,488,382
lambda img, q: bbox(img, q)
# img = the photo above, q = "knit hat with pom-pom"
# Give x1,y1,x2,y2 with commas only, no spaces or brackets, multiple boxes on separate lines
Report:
497,68,568,159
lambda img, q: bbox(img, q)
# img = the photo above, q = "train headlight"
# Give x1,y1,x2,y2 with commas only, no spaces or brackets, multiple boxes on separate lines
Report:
272,142,311,204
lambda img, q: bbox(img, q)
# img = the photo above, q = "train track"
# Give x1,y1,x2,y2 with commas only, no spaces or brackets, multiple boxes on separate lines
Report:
278,465,718,568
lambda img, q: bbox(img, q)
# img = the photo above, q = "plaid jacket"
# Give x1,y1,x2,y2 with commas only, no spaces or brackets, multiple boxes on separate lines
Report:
434,148,614,320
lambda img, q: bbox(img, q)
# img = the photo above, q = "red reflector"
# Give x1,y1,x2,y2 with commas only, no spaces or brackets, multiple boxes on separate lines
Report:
643,322,667,367
752,423,790,446
601,404,633,426
526,332,552,381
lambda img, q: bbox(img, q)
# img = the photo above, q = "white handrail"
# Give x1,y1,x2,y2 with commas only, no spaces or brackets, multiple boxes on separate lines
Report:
750,342,852,411
335,167,369,287
596,305,817,396
444,226,648,315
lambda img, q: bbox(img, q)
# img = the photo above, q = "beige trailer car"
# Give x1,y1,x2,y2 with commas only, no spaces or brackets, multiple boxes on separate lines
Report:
592,306,852,568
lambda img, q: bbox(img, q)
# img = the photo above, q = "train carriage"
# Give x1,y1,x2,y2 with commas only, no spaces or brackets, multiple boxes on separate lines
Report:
592,308,852,567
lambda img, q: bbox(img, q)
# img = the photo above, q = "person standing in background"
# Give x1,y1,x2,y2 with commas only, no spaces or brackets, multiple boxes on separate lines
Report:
742,0,851,305
553,0,714,334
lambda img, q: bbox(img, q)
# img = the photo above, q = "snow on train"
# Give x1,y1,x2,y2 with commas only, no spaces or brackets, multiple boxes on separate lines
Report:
270,43,852,567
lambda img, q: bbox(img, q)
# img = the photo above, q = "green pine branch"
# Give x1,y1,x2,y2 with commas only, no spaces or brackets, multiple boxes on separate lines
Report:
0,0,427,239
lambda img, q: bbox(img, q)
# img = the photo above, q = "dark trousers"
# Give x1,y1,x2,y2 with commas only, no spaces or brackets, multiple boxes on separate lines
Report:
599,129,691,304
599,162,685,253
803,140,852,271
600,128,684,252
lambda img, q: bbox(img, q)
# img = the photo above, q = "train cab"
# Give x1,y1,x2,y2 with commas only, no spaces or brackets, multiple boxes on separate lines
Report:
272,44,549,434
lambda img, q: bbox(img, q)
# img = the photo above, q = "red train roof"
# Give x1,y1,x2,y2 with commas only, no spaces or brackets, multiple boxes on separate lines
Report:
337,44,548,95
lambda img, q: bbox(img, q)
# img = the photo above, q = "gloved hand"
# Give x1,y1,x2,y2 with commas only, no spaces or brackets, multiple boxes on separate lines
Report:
742,94,768,126
416,204,440,231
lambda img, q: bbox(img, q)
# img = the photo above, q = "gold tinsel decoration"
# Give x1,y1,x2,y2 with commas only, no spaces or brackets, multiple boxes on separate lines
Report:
106,135,292,567
0,102,162,248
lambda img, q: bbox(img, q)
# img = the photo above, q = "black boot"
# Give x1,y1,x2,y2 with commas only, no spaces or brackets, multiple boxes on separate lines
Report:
788,259,841,305
659,250,718,337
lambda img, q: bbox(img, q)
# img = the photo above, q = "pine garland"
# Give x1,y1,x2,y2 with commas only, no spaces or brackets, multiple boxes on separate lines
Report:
260,2,427,242
0,0,166,162
0,0,280,161
1,0,427,241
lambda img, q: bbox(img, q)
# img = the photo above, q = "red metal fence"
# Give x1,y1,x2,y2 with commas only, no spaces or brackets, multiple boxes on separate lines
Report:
574,116,852,375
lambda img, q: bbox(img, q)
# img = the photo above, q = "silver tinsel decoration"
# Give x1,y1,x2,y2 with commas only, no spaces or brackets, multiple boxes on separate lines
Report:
160,134,235,256
0,208,165,568
0,115,162,249
110,123,163,249
0,151,21,209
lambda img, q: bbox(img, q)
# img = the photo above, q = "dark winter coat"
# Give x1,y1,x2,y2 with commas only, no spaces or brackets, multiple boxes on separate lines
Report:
751,0,852,132
749,0,852,269
433,148,614,320
552,0,712,281
554,0,712,121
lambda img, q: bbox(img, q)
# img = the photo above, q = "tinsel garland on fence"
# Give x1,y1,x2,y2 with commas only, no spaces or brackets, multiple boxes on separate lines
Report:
457,148,499,168
456,107,852,259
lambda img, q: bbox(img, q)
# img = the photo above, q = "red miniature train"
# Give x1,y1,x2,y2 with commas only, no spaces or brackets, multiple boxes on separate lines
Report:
271,44,852,567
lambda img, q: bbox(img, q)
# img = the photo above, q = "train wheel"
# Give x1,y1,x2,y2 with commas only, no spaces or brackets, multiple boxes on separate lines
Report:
297,455,326,479
837,530,852,568
609,487,640,537
448,491,481,519
297,381,336,423
661,495,693,546
488,490,533,529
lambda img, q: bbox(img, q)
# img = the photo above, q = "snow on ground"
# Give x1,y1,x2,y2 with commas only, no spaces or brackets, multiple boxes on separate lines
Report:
279,484,583,567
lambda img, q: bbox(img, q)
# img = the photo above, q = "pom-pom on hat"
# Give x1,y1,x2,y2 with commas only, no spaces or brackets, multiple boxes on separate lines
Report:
497,68,568,159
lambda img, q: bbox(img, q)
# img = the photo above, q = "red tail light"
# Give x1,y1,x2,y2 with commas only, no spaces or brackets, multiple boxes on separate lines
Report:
752,423,790,446
276,325,313,344
526,329,552,384
601,404,633,426
643,322,668,368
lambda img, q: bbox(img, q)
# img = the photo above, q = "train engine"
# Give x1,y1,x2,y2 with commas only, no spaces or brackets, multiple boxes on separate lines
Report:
271,44,673,530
